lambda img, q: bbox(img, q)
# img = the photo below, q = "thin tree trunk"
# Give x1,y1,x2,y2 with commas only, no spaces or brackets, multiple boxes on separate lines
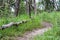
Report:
52,0,55,11
26,0,32,18
15,0,20,17
29,0,32,18
0,0,3,6
26,0,29,14
34,0,37,15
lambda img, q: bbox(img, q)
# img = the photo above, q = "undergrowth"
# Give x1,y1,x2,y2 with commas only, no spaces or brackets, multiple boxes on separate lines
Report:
0,13,42,40
34,11,60,40
0,11,60,40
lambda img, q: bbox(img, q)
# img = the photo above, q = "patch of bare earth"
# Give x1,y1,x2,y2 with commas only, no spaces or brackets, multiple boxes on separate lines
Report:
15,21,53,40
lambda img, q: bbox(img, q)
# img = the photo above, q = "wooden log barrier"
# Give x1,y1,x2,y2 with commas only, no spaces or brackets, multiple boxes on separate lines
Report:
0,20,28,30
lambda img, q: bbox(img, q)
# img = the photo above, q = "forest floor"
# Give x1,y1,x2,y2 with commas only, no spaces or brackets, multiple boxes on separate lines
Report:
15,21,52,40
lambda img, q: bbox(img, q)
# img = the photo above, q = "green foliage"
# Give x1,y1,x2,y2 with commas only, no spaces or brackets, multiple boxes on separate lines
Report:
0,13,42,40
0,11,60,40
33,11,60,40
34,27,60,40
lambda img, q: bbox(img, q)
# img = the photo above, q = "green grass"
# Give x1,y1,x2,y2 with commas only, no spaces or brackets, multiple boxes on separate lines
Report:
33,11,60,40
0,14,29,26
34,27,60,40
0,13,43,40
0,11,60,40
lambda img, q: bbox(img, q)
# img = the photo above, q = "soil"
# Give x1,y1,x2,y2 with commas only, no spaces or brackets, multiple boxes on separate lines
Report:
15,21,52,40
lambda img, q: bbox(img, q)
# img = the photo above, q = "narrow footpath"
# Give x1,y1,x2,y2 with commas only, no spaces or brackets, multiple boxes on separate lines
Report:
16,22,52,40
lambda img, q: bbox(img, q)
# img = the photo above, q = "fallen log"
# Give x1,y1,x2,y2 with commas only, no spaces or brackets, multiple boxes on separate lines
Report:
0,20,28,30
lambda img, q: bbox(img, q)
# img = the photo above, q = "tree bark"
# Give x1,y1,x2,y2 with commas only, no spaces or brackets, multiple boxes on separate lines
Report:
29,0,32,18
26,0,32,18
14,0,20,17
0,20,28,30
0,0,3,6
26,0,29,14
34,0,37,15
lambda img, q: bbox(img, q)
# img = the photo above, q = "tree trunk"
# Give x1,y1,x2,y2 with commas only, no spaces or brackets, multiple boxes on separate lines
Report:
29,0,32,18
34,0,37,15
14,0,20,17
0,0,3,6
26,0,29,14
26,0,32,18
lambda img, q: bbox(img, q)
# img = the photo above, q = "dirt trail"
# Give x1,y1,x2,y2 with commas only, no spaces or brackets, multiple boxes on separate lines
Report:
16,22,52,40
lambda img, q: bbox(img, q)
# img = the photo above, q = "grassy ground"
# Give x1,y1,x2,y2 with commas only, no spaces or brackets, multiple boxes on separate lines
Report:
33,27,60,40
0,13,42,40
0,11,60,40
33,11,60,40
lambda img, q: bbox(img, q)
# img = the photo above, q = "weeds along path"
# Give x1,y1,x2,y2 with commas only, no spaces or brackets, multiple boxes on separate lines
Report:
16,22,52,40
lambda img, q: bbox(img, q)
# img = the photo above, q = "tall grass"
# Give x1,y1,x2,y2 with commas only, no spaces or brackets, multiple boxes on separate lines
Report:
0,13,42,40
0,11,60,40
34,11,60,40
